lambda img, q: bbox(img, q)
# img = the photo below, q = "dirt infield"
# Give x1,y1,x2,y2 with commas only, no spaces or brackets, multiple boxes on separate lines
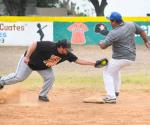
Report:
0,46,150,125
0,87,150,125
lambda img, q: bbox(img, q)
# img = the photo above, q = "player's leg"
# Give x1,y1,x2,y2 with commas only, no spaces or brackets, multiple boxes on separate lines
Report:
112,59,133,96
112,71,121,97
37,68,55,102
83,59,133,104
0,55,32,88
103,60,116,99
83,59,118,104
102,59,130,103
103,59,133,99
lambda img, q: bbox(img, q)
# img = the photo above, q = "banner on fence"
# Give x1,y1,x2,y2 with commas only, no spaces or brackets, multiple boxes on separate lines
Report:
0,22,53,45
54,22,150,45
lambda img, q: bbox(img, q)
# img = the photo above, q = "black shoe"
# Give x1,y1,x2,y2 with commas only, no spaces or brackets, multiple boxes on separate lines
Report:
115,92,119,97
0,77,4,90
39,96,49,102
0,84,4,89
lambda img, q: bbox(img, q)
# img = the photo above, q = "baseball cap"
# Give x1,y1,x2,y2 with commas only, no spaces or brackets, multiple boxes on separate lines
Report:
107,12,122,22
56,39,73,51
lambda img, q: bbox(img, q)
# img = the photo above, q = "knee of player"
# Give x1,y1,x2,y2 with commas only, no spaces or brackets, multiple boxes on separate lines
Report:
51,75,55,82
15,75,27,82
45,75,55,82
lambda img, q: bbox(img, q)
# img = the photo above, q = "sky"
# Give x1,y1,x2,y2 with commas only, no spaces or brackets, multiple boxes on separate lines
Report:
105,0,150,16
67,0,150,16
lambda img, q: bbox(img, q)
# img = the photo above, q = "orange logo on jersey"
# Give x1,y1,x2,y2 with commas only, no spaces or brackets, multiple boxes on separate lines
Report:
43,55,61,67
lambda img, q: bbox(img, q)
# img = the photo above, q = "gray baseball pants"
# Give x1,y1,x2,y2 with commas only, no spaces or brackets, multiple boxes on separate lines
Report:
0,55,55,97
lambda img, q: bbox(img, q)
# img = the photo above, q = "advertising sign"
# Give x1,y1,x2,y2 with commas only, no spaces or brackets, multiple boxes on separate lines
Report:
0,22,53,45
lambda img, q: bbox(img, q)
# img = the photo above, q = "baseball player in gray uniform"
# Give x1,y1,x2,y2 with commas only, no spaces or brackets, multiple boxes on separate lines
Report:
0,39,104,102
99,12,150,103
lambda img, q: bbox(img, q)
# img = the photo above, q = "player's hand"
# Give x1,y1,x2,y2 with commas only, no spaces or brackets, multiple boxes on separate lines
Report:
24,56,30,64
145,42,150,48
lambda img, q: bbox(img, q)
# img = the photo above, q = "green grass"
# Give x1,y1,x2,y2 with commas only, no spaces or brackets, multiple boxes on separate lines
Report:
19,71,150,92
122,72,150,85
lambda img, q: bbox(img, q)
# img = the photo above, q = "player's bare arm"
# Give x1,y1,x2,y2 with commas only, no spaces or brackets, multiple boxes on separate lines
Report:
24,42,37,64
99,42,108,49
139,31,150,48
75,59,95,66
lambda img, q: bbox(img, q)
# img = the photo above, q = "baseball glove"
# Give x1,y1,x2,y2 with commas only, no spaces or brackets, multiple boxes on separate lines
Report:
95,23,109,36
95,58,108,68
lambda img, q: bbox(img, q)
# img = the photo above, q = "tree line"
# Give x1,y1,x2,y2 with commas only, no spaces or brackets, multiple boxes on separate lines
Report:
0,0,107,16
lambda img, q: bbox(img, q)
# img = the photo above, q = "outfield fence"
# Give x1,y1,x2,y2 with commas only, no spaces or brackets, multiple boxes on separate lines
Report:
0,16,150,45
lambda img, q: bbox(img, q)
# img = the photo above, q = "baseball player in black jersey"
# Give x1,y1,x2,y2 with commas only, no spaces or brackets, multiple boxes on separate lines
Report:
0,39,106,102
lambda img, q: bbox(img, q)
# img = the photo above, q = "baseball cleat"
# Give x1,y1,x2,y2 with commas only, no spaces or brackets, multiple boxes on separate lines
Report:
39,96,49,102
0,77,4,90
0,84,4,89
102,95,116,104
115,92,119,97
